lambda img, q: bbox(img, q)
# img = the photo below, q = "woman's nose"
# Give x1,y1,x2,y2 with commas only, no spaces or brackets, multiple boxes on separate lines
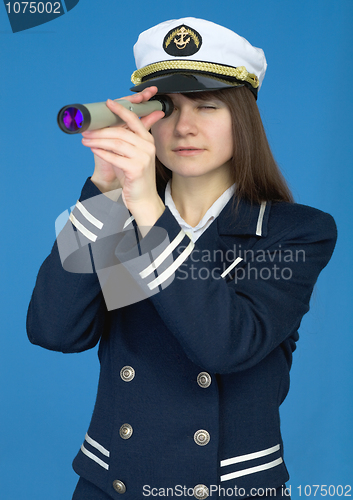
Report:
174,108,198,136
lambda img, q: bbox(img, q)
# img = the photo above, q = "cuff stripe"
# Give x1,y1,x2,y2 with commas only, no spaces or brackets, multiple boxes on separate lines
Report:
221,444,280,467
140,229,186,279
85,433,110,457
147,239,194,290
69,213,97,242
76,200,104,229
80,443,109,470
220,457,283,482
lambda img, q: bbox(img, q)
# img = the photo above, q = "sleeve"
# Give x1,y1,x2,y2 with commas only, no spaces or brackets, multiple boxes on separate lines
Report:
114,204,338,374
26,178,133,353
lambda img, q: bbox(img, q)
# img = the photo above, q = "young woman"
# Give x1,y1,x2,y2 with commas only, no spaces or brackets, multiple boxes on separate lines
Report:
27,18,337,500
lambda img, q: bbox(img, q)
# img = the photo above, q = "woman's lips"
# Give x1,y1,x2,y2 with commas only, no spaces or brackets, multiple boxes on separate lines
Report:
172,147,204,156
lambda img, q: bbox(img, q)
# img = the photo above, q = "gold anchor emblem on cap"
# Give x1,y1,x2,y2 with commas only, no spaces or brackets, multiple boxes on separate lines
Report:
174,27,190,49
163,25,202,56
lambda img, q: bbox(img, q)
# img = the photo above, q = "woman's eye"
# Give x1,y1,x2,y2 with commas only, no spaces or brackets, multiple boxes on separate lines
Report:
200,105,217,110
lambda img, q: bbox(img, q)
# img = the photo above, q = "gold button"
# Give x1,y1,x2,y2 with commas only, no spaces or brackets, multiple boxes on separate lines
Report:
113,480,126,494
197,372,211,388
194,484,209,499
194,429,210,446
119,423,133,440
120,366,135,382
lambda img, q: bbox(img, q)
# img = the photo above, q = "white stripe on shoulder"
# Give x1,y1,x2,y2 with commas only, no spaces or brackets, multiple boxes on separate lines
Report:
256,201,267,236
221,257,243,278
69,213,97,242
220,457,283,482
220,444,280,467
81,443,109,470
147,239,194,290
140,229,186,279
76,200,104,229
85,433,110,457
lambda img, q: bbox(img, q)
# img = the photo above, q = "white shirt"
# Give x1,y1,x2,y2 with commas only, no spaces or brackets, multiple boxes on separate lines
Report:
164,180,236,242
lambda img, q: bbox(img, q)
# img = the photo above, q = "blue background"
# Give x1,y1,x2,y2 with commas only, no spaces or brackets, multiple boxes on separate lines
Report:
1,1,352,498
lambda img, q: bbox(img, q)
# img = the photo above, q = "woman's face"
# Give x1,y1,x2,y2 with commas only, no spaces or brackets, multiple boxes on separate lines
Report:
151,93,233,183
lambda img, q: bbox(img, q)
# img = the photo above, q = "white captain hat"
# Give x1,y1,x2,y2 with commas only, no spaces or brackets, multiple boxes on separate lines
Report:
130,17,267,99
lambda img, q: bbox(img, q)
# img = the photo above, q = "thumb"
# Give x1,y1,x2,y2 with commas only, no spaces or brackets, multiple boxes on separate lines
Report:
140,110,165,131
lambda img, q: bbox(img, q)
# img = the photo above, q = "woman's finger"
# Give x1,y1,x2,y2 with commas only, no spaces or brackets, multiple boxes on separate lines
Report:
82,124,142,142
82,121,159,153
104,99,159,138
140,110,165,131
90,146,147,176
118,86,159,104
81,100,152,140
82,136,154,162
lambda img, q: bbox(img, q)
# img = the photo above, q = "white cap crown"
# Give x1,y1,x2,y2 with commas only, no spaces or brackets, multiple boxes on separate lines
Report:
132,18,267,94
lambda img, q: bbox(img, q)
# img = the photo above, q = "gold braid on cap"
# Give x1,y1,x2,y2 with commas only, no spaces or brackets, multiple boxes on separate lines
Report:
131,60,259,89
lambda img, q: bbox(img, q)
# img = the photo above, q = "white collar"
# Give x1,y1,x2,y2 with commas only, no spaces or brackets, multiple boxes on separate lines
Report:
164,180,235,242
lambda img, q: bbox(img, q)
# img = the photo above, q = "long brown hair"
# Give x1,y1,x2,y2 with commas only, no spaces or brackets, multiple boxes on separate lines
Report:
155,86,293,204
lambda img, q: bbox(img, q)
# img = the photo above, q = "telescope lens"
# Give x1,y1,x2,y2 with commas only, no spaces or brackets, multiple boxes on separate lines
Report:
62,107,84,132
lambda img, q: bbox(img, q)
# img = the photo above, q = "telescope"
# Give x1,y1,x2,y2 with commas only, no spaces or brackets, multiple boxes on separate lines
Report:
57,95,173,134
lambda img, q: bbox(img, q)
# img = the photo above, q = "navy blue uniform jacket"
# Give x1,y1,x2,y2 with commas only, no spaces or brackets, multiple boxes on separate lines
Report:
27,179,337,499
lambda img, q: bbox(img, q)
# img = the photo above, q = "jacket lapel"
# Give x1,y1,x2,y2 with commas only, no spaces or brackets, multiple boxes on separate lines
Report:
159,188,270,238
217,197,270,238
159,190,270,276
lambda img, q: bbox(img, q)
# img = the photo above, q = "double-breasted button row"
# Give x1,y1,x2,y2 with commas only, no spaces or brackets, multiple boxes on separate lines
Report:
194,484,209,499
118,367,209,496
116,368,134,494
113,480,126,494
197,372,211,388
120,366,135,382
195,373,210,497
194,429,210,446
119,423,133,440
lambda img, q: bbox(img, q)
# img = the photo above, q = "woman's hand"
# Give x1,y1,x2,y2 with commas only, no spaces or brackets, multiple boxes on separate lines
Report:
82,86,166,230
